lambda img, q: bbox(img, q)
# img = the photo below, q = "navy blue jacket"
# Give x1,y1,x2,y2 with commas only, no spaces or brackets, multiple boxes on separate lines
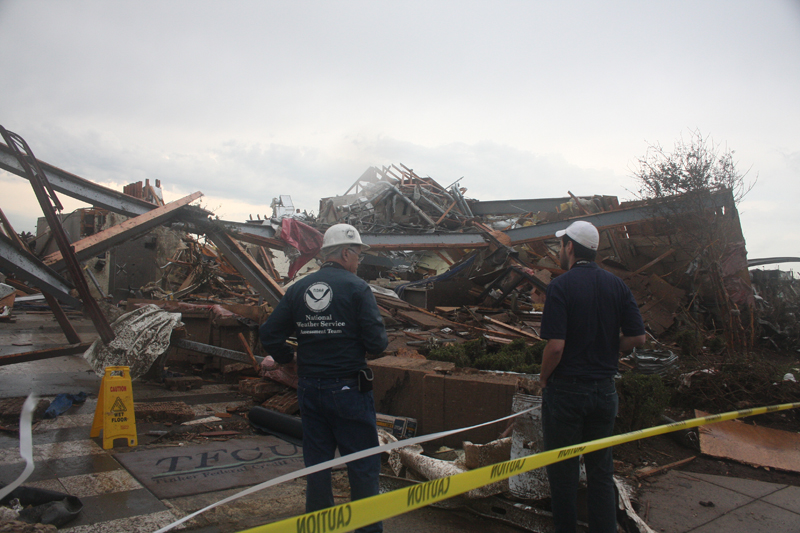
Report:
540,261,645,379
259,263,388,378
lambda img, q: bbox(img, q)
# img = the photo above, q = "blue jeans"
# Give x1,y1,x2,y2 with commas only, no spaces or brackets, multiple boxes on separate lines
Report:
542,376,618,533
298,377,382,533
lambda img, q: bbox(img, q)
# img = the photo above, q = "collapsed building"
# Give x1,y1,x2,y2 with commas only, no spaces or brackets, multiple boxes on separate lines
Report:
2,130,797,531
0,127,770,423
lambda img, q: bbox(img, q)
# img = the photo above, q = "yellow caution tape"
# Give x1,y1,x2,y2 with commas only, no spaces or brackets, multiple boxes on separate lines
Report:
238,401,800,533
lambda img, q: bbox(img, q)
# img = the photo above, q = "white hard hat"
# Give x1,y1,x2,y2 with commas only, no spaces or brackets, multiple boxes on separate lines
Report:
321,223,370,254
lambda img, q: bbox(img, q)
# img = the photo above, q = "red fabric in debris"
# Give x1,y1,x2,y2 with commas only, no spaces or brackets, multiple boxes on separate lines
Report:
281,218,324,278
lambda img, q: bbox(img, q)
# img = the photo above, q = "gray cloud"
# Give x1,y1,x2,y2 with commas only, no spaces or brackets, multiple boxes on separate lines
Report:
1,0,799,267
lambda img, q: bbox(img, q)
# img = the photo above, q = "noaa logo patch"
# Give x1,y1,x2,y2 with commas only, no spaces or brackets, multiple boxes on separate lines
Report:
345,229,355,239
304,282,332,312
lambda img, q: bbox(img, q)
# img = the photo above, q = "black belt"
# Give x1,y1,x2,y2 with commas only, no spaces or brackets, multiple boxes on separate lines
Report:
550,374,614,384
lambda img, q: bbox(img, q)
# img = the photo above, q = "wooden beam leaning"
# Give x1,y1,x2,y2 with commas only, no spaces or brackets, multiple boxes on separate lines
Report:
204,230,285,307
42,191,204,272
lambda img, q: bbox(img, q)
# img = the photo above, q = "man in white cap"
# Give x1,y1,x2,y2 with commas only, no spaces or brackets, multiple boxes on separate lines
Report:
539,220,646,533
260,223,387,533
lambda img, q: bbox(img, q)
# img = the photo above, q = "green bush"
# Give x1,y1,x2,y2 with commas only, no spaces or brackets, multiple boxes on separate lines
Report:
675,328,703,357
616,373,670,433
427,338,546,374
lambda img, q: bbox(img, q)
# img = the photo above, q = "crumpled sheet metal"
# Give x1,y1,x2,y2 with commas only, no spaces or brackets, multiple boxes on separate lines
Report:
83,304,182,380
628,348,679,376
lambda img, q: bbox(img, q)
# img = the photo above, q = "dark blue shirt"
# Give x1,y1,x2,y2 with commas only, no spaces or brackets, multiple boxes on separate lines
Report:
540,261,645,379
259,263,388,378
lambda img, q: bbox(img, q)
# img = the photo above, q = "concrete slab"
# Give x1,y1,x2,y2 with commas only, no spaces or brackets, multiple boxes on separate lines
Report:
691,500,800,533
762,485,800,514
679,471,787,498
639,470,800,533
640,471,753,532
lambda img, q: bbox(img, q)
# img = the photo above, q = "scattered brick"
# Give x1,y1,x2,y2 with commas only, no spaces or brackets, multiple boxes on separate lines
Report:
135,401,196,424
261,390,299,415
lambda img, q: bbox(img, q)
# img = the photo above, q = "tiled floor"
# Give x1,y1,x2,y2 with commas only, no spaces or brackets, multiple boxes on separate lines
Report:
0,402,183,532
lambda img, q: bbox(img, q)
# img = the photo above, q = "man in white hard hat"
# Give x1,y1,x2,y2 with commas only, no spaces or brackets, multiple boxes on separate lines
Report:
260,223,387,533
538,220,646,533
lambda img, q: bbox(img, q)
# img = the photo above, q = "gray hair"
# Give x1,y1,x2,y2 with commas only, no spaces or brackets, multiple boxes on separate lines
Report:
321,244,349,261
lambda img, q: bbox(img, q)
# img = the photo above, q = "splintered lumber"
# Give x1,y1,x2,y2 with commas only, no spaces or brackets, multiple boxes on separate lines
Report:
483,316,542,340
634,456,696,479
238,332,260,372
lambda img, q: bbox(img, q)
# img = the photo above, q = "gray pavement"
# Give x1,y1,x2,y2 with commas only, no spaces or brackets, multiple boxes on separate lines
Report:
638,470,800,532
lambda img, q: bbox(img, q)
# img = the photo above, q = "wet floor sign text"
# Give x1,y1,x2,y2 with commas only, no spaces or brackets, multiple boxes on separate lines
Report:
91,366,138,449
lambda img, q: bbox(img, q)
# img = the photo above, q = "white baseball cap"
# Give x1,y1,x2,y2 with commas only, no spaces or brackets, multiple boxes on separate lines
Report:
555,221,599,251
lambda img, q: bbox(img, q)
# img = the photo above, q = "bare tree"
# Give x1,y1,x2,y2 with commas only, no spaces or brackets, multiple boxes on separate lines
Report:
632,128,755,203
630,130,757,356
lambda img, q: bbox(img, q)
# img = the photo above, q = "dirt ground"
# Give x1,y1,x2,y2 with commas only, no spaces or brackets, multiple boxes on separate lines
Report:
615,344,800,492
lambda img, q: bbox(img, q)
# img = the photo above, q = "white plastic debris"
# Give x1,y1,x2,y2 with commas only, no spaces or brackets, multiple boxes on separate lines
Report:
83,304,182,380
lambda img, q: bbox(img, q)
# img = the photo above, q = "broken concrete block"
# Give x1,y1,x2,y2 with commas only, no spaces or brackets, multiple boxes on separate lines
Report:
463,437,512,470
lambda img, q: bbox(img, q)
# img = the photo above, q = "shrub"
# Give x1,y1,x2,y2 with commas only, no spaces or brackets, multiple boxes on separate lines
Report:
427,338,546,374
675,328,703,357
616,373,670,433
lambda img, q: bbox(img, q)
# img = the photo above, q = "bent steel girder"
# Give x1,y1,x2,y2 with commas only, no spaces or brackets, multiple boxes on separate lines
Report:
0,232,81,308
1,127,115,342
504,189,735,245
470,197,572,215
1,142,277,242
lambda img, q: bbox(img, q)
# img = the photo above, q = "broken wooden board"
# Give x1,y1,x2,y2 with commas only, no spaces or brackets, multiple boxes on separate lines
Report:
696,409,800,473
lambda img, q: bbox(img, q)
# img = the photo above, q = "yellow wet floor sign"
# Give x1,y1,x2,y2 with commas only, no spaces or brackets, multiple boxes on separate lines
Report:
91,366,137,449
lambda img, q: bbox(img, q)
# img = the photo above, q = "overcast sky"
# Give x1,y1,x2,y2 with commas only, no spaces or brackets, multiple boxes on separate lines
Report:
1,1,799,267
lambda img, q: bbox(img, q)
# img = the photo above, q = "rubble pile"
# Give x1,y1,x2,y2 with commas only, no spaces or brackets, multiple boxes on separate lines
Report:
318,164,475,233
3,141,800,532
141,235,264,305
